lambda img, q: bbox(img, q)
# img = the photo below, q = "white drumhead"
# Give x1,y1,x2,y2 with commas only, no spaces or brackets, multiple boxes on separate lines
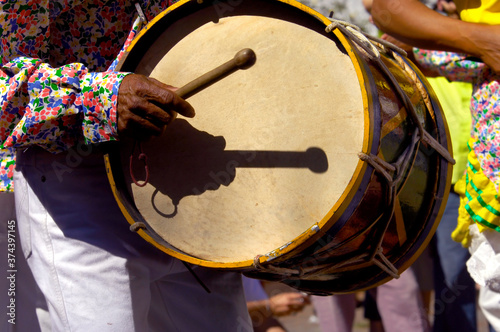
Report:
125,14,365,263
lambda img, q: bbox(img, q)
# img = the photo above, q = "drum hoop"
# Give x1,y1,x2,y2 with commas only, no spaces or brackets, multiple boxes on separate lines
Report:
105,0,378,269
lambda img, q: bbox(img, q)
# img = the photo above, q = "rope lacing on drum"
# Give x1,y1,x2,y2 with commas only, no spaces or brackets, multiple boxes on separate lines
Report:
326,19,454,165
327,17,455,215
373,247,400,278
322,19,455,279
358,132,419,205
325,19,408,59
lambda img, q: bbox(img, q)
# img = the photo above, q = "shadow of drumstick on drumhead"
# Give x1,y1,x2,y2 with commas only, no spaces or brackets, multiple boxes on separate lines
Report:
128,119,328,217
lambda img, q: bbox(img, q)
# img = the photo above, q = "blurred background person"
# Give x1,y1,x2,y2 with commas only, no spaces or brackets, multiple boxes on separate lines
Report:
376,1,478,330
371,0,500,330
366,0,478,330
243,276,310,332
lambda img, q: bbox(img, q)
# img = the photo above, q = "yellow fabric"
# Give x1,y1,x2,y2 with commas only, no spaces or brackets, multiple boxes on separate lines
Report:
448,0,500,246
453,138,500,246
455,0,500,24
427,77,472,184
453,174,471,246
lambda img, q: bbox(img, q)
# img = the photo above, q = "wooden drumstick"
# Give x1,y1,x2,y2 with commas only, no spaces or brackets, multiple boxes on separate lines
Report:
175,48,257,99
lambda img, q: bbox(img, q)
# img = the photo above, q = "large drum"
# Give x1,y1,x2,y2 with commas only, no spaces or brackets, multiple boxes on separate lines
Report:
105,0,453,294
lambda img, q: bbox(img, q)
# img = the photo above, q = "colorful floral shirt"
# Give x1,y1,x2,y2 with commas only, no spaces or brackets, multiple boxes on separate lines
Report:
414,50,500,189
0,0,175,192
413,49,500,237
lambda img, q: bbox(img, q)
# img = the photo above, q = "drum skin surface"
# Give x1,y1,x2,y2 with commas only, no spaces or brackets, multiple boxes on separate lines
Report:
104,0,453,294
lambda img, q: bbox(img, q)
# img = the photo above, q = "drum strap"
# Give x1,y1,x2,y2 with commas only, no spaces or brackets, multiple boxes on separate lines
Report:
181,261,212,294
129,219,212,293
134,3,149,25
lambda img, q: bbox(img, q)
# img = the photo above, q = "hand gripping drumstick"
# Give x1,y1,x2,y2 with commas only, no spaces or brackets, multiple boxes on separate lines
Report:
131,48,257,187
175,48,257,99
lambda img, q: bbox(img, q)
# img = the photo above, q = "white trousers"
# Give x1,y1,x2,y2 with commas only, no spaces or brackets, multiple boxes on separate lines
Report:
467,224,500,331
0,192,49,331
14,146,251,332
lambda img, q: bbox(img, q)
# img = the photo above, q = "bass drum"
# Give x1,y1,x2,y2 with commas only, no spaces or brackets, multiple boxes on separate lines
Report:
105,0,453,294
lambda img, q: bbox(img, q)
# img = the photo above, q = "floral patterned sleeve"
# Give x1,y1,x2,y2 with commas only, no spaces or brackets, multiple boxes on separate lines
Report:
0,57,127,152
0,0,150,191
0,0,138,153
412,49,485,83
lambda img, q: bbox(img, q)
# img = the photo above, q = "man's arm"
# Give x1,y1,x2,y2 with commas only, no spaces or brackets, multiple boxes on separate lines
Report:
0,2,194,153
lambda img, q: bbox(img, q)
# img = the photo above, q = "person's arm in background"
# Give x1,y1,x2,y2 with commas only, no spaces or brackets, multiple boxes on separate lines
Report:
246,291,310,318
371,0,500,73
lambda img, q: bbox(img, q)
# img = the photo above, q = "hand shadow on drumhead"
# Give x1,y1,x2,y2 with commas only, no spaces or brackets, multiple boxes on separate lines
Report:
127,119,328,218
127,119,232,218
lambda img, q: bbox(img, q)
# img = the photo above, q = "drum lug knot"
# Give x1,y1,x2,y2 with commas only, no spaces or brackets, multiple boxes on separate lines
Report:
130,222,147,232
373,247,400,279
253,255,303,278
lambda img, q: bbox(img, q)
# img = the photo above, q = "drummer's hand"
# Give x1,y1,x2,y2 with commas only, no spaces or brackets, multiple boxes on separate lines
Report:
268,292,310,317
117,74,195,139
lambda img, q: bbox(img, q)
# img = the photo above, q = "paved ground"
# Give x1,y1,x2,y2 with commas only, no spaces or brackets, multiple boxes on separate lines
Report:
264,282,492,332
278,302,491,332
